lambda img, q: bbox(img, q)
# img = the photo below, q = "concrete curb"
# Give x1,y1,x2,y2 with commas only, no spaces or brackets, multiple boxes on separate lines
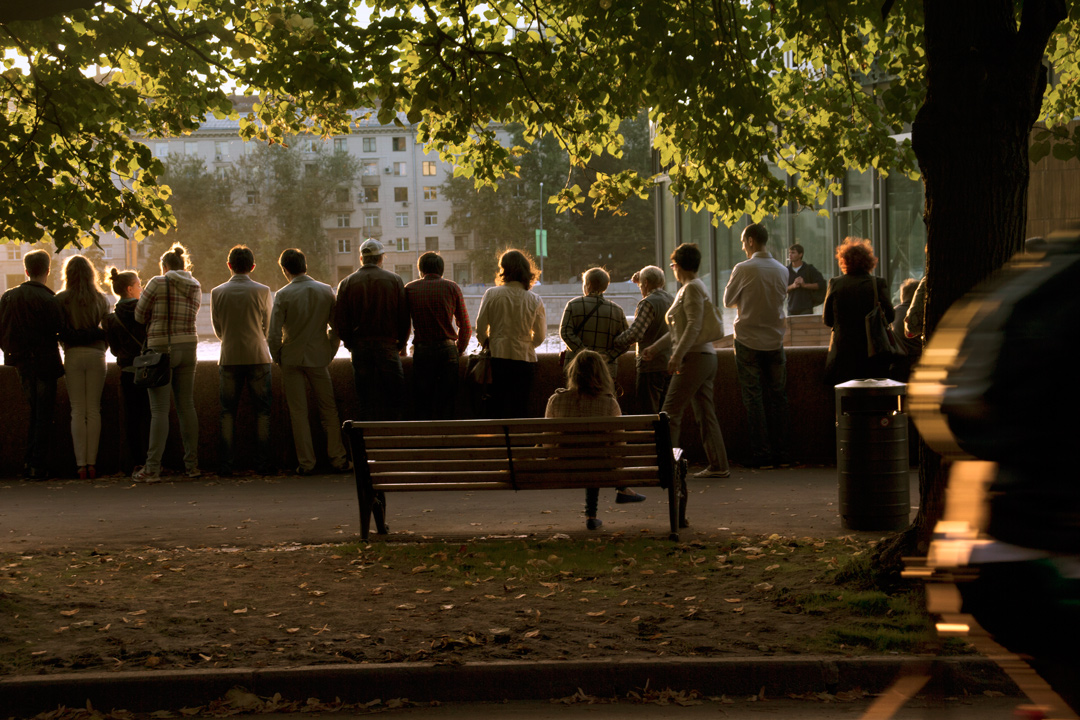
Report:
0,657,1018,717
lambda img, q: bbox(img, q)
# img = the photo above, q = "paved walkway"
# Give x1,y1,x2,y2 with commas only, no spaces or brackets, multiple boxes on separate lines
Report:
0,465,918,553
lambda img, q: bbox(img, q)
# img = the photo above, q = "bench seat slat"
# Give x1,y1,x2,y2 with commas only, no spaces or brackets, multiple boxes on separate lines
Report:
366,446,659,462
368,457,660,473
370,468,662,486
362,431,655,449
347,416,660,436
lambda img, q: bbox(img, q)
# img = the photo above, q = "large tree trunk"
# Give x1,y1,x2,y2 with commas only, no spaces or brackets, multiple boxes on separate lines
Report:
874,0,1065,576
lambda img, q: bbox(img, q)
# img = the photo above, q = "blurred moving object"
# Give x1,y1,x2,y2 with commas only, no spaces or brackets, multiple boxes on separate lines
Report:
903,227,1080,718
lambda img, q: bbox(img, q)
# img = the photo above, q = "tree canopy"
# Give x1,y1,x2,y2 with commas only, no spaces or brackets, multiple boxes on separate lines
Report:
3,1,1079,251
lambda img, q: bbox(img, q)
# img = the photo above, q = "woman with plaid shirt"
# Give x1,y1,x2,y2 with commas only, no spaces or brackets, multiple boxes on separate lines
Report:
132,244,203,482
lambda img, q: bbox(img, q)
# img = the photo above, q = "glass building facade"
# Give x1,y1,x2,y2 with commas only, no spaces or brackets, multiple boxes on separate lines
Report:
654,166,927,325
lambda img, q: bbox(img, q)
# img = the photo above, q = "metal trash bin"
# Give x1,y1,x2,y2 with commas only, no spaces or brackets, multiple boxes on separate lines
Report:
835,379,910,531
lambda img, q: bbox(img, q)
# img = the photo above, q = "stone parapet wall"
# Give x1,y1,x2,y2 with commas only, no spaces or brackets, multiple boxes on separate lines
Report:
0,348,839,478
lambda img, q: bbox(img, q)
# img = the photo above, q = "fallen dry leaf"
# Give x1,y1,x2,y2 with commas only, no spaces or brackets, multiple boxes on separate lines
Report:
60,609,79,617
586,611,606,617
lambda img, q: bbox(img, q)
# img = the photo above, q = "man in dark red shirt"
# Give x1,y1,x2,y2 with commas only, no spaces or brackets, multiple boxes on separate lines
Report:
405,252,471,419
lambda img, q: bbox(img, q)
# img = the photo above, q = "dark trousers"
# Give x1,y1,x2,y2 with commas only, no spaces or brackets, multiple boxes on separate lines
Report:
351,340,405,421
490,358,534,419
219,363,273,472
119,370,150,473
17,364,57,474
734,340,791,464
635,369,670,415
413,341,459,420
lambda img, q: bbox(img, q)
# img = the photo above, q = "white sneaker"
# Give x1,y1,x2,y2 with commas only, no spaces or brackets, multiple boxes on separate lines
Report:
133,467,161,483
693,467,730,479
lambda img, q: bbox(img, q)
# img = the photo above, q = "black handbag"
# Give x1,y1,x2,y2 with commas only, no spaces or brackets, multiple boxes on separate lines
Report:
865,278,907,359
132,348,171,387
132,278,173,388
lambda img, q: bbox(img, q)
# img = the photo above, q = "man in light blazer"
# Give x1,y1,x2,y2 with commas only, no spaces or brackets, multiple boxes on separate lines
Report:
211,245,273,476
268,248,350,475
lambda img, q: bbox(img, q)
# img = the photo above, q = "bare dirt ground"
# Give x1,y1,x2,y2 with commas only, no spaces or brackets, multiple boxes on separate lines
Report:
0,532,946,677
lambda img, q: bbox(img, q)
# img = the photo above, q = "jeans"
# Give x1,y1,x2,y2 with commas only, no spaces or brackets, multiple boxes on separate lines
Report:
64,347,106,467
282,364,347,472
145,342,199,475
413,341,459,420
661,351,729,472
219,363,273,473
17,364,57,474
351,340,405,421
635,370,670,415
490,358,535,419
734,340,791,464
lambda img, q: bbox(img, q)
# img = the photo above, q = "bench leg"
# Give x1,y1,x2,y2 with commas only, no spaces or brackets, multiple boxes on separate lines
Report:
667,472,680,542
677,457,689,529
359,495,372,540
373,491,389,535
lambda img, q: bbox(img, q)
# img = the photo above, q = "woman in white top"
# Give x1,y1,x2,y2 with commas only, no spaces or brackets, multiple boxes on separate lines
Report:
642,243,730,478
475,249,547,418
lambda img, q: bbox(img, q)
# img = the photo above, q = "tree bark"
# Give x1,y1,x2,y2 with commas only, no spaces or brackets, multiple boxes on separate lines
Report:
874,0,1066,574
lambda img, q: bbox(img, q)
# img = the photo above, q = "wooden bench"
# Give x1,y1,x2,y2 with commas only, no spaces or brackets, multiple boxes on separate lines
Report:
344,413,686,540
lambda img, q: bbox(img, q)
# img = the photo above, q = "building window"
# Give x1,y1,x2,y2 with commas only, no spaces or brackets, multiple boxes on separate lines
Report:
395,265,413,282
394,187,408,202
454,235,468,250
364,210,380,227
335,187,350,204
184,142,199,156
6,243,24,260
453,263,470,285
338,237,351,254
424,236,439,251
154,143,169,157
302,138,319,152
511,182,525,197
246,189,260,205
337,213,351,228
422,161,437,176
423,186,437,201
333,137,348,153
362,137,377,152
392,137,407,151
395,237,409,252
393,162,407,176
424,211,438,226
363,187,379,203
395,212,409,228
214,141,228,161
362,160,379,176
215,167,228,180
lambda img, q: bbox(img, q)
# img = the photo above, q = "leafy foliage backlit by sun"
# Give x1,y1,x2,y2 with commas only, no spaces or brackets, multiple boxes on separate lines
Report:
3,1,1080,250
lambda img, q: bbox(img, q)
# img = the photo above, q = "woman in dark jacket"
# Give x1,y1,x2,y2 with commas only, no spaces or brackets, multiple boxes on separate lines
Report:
103,268,149,474
823,237,894,385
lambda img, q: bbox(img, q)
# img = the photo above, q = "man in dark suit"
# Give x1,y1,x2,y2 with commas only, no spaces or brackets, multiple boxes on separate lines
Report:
0,249,63,480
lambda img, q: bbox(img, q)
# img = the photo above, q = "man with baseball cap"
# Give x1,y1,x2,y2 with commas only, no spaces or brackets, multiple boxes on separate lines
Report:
334,239,411,420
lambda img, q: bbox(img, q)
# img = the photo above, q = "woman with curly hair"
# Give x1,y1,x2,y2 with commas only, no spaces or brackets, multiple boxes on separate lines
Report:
474,249,547,418
56,255,109,479
823,237,894,384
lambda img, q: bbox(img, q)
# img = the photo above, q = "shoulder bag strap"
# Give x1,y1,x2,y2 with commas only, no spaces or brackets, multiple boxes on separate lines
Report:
574,297,604,335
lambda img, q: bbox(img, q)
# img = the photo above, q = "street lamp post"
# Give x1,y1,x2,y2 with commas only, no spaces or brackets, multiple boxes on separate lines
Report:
538,181,544,280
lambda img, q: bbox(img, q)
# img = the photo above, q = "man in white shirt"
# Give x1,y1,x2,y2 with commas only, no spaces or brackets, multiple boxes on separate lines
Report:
723,223,791,469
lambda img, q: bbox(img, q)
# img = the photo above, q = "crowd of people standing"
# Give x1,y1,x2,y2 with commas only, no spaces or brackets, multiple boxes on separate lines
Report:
0,232,923,529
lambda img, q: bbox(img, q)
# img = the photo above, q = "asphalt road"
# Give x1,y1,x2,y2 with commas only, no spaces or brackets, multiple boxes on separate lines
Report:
0,465,919,552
